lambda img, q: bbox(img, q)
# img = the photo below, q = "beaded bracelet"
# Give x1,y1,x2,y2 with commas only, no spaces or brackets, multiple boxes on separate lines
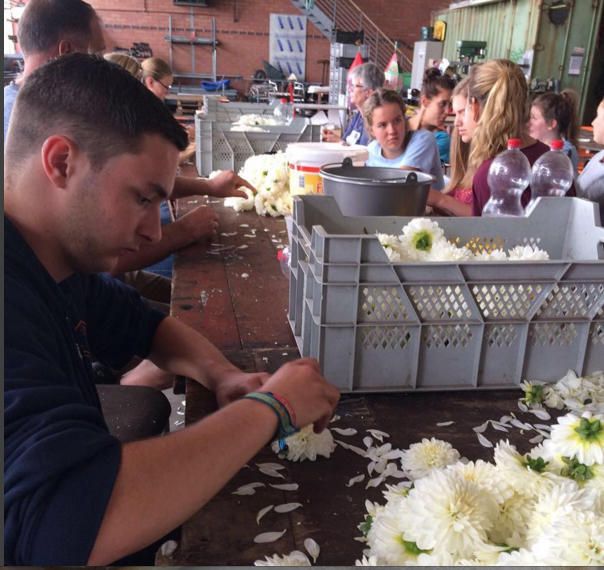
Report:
242,391,299,443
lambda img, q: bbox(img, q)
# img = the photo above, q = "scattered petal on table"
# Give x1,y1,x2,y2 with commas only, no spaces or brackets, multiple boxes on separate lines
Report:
253,530,287,544
269,483,299,491
330,414,341,423
436,421,454,427
331,427,357,436
232,482,265,495
529,434,545,444
256,505,274,525
257,462,286,470
530,408,551,421
476,432,493,448
472,421,489,433
490,421,510,432
304,538,320,563
362,436,374,448
346,474,365,487
518,400,529,412
274,502,303,513
159,540,178,557
366,429,389,442
334,439,367,457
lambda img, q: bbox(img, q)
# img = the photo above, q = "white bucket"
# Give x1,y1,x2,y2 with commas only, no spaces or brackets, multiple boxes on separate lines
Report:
286,142,368,195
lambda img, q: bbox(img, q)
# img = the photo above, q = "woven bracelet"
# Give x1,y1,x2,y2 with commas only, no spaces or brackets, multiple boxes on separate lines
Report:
242,391,299,441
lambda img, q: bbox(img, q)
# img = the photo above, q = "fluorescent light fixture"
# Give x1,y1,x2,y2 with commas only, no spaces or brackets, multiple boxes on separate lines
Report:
449,0,505,9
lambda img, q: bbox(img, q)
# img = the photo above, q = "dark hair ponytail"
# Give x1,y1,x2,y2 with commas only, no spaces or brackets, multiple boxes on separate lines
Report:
421,67,455,99
532,90,579,147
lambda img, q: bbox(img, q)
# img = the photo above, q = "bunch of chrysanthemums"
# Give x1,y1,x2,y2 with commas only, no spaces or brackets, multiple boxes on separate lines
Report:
356,381,604,565
377,218,549,262
220,152,292,217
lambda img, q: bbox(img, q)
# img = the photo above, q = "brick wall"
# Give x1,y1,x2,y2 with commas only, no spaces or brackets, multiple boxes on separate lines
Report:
87,0,449,96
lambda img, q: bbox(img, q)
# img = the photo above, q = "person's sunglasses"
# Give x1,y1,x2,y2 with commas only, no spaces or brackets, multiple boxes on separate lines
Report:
157,78,172,90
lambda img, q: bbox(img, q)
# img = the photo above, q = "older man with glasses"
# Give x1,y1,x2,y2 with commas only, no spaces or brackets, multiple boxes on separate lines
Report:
323,62,385,145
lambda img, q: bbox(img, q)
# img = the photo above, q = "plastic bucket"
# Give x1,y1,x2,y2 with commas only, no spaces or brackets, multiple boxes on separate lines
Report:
286,142,368,195
320,158,433,216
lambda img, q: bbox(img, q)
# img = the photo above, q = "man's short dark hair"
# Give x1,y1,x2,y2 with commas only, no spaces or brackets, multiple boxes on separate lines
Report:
18,0,96,55
6,53,188,170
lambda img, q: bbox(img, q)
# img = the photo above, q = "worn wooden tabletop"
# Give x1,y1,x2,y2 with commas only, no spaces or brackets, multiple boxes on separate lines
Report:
168,196,540,565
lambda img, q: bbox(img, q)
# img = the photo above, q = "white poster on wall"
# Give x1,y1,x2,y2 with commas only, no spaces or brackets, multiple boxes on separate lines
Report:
269,13,307,80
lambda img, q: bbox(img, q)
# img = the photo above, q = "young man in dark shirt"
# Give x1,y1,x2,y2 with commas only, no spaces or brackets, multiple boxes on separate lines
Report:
4,53,339,565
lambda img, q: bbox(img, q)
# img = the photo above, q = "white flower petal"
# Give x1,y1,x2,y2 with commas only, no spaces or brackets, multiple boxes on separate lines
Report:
331,427,357,436
476,432,493,447
436,421,455,427
257,462,286,471
232,482,265,495
335,439,368,457
304,538,320,563
269,483,299,491
274,502,303,513
256,505,274,524
346,474,366,487
473,421,490,433
253,530,287,544
366,429,390,441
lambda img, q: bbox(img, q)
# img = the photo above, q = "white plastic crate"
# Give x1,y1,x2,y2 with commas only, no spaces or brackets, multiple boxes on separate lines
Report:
289,195,604,392
195,114,322,176
200,96,275,122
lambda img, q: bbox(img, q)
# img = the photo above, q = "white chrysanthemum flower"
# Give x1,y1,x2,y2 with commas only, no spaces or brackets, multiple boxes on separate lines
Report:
489,490,534,549
376,233,404,262
271,425,336,462
507,244,549,260
254,550,311,566
525,479,592,546
495,547,542,565
381,481,412,504
584,463,604,497
427,240,473,262
355,554,379,566
549,411,604,466
224,187,255,212
399,218,446,261
493,440,556,495
531,510,604,565
473,248,507,261
543,384,565,409
366,501,425,565
446,459,514,505
520,380,546,407
400,437,460,480
399,469,499,559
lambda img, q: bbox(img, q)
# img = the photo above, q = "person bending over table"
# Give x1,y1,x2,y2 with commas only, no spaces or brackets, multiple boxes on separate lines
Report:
4,53,340,566
577,97,604,219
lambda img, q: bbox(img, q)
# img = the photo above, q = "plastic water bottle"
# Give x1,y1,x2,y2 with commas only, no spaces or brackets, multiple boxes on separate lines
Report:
277,247,290,277
530,139,574,200
273,97,293,124
483,138,531,217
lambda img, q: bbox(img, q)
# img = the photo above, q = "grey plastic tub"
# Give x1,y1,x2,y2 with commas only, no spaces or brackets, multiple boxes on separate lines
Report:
288,195,604,393
320,159,432,216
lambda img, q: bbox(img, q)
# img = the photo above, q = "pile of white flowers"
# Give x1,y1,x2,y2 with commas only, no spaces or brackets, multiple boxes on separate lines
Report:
230,114,282,132
377,218,550,262
357,410,604,565
221,152,293,217
522,369,604,415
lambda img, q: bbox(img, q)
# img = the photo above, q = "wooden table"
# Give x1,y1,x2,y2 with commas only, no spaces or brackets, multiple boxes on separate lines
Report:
168,197,546,565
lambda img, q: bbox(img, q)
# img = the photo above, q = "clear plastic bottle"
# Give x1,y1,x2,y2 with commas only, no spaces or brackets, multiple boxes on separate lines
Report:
277,247,290,277
273,97,293,124
530,139,574,200
483,138,531,217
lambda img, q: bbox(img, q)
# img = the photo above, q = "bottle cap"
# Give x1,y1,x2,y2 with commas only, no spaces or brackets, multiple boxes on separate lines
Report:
550,139,564,150
507,138,522,149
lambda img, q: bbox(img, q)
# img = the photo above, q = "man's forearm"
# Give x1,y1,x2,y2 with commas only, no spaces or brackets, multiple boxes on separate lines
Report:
147,316,239,390
172,175,212,199
88,399,277,564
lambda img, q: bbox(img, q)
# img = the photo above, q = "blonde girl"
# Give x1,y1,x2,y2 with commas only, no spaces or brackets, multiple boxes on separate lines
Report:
141,57,173,101
426,77,473,216
464,59,549,215
103,52,142,80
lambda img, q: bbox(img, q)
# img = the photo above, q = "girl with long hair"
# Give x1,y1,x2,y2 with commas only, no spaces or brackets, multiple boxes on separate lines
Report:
464,59,549,215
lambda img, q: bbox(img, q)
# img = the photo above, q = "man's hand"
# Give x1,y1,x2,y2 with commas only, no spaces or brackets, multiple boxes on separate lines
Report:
214,370,270,407
206,170,256,199
260,358,340,433
177,205,219,243
321,128,342,143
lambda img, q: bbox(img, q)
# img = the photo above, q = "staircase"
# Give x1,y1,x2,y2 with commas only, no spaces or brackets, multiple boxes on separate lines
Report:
290,0,412,72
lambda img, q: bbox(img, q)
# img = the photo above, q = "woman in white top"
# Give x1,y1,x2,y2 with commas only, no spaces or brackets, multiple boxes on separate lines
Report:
577,97,604,219
364,88,445,190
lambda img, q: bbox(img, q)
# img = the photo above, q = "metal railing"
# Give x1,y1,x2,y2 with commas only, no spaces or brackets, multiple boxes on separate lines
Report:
310,0,413,72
